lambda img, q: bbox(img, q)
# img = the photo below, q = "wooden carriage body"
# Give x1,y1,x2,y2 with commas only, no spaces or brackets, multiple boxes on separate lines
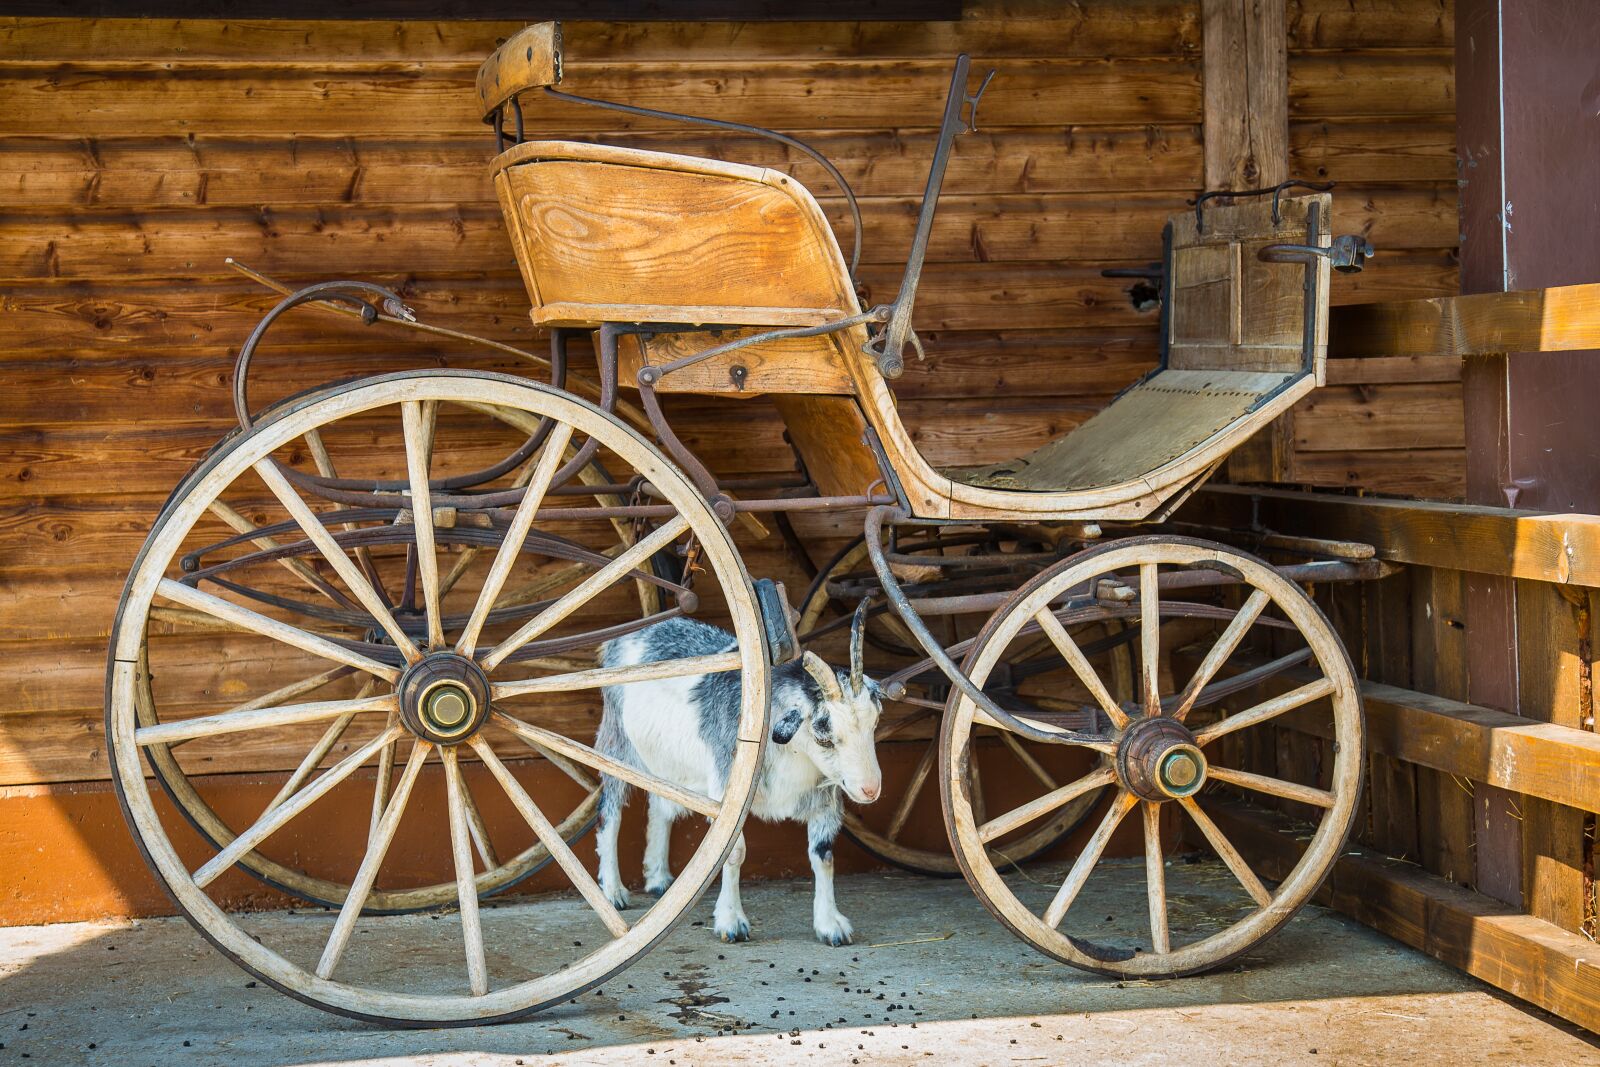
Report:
491,139,1333,523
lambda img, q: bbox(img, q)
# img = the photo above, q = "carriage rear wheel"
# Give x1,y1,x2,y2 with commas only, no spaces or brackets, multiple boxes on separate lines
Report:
107,371,770,1025
798,535,1116,876
941,536,1363,978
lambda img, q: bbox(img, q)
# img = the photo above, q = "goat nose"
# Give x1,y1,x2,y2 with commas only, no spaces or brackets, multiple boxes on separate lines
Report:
860,783,881,802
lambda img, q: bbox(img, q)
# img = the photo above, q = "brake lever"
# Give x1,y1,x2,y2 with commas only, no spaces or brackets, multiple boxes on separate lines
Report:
964,68,997,133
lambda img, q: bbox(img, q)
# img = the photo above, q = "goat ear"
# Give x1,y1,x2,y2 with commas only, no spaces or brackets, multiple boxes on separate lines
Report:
802,651,843,702
770,707,804,745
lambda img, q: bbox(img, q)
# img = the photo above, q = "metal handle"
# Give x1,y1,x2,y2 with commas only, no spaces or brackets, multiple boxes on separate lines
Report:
1258,233,1375,274
865,55,994,379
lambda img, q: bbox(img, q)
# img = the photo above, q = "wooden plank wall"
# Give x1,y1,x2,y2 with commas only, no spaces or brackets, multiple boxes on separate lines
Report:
1281,0,1464,499
0,2,1462,921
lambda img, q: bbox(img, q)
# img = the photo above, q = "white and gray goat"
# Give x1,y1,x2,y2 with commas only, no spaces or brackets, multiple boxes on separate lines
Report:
594,605,883,946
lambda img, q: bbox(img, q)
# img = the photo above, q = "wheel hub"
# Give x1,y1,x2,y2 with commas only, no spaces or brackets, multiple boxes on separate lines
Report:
1116,716,1207,801
397,653,492,744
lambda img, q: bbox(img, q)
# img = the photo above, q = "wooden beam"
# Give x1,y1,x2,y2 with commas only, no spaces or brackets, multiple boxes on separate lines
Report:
1204,0,1291,483
1202,0,1287,191
1186,484,1600,586
1330,282,1600,359
1192,656,1600,815
1207,799,1600,1035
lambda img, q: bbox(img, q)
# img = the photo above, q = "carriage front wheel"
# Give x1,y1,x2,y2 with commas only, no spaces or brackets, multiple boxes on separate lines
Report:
940,536,1363,978
107,371,771,1026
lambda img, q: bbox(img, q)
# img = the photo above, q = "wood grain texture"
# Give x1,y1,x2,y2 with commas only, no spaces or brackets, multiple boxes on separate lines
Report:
0,5,1463,784
1192,484,1600,585
1211,797,1600,1035
1203,0,1288,190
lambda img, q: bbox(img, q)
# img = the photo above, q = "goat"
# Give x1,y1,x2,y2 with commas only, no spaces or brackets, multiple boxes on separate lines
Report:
593,603,883,946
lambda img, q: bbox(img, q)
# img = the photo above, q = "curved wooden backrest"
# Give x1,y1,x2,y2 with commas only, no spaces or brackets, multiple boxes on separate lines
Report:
491,140,870,400
476,23,563,120
491,141,856,325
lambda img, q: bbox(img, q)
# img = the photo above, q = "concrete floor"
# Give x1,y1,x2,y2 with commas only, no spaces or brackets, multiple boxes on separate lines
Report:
2,859,1596,1067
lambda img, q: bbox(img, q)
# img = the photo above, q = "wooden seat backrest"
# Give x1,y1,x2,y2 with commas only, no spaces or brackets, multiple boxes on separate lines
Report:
490,140,864,396
492,141,856,324
476,23,563,119
1165,192,1332,383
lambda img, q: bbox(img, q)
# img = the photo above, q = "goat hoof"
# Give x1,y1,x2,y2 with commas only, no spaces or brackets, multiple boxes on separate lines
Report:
814,913,854,947
715,918,751,943
604,888,632,910
643,877,674,896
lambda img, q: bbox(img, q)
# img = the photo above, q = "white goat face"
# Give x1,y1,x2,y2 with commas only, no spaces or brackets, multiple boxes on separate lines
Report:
772,652,883,805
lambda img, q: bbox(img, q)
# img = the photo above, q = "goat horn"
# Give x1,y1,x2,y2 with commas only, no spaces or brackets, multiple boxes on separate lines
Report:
802,651,843,702
849,597,870,693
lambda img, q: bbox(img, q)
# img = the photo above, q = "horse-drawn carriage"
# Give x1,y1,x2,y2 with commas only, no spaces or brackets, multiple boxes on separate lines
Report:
108,23,1375,1025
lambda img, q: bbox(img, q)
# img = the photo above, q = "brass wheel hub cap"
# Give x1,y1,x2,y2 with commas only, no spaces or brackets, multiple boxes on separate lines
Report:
1116,716,1208,801
397,653,491,744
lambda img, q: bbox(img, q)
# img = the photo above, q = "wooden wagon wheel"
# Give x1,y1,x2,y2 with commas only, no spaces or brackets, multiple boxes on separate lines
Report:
107,371,770,1025
797,535,1116,876
941,536,1363,978
133,404,677,913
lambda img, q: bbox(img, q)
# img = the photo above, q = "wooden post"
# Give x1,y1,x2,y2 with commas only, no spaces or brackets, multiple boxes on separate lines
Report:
1456,0,1600,921
1203,0,1292,482
1201,0,1287,192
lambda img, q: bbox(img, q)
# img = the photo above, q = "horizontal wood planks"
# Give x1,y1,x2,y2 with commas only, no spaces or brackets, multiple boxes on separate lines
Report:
0,3,1460,797
1189,484,1600,587
1210,798,1600,1035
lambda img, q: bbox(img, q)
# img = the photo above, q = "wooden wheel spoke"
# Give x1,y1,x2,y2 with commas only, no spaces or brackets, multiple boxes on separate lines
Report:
998,730,1058,793
491,651,740,700
1036,611,1130,730
265,710,362,813
369,709,400,845
136,692,394,748
1178,796,1272,907
192,726,404,889
156,578,399,682
442,747,490,996
1044,790,1138,928
440,546,481,598
471,737,630,939
1172,589,1271,722
1139,562,1161,714
887,739,939,842
317,741,432,979
978,766,1114,845
401,401,445,650
969,744,987,828
1206,765,1335,808
875,707,933,743
457,422,574,657
458,773,501,871
971,704,1117,754
507,736,598,792
253,459,421,662
1142,801,1170,954
265,677,379,813
481,515,689,672
492,710,720,818
303,427,389,600
207,500,350,609
1193,677,1338,746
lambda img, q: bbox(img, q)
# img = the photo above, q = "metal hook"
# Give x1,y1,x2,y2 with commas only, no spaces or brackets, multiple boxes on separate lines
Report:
963,68,996,133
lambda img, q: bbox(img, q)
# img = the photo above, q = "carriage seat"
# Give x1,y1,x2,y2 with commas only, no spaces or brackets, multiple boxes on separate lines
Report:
943,191,1331,495
942,368,1302,492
